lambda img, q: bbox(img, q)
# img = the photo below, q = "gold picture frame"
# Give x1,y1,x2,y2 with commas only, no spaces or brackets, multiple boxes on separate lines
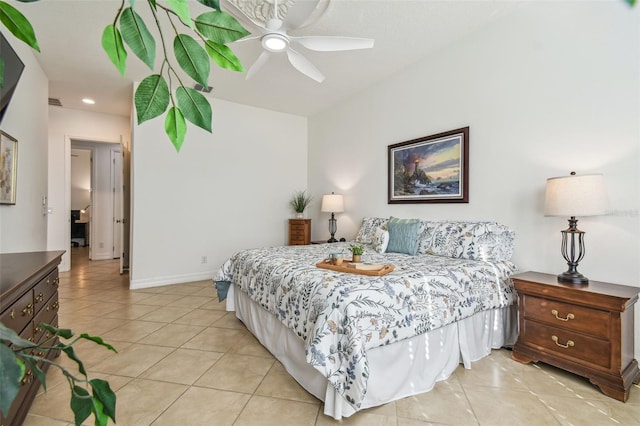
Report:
0,131,18,205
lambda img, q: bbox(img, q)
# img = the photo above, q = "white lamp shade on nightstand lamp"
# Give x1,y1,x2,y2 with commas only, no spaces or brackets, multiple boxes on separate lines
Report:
321,193,344,213
544,172,609,285
544,173,608,217
321,193,344,243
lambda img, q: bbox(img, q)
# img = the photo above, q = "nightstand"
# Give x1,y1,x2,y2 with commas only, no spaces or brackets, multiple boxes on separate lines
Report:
288,219,310,245
512,271,640,402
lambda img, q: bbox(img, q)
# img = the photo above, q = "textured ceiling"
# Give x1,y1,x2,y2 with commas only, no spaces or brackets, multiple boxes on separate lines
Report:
17,0,523,118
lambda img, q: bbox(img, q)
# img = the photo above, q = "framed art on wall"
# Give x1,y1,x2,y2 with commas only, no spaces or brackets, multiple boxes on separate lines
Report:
0,131,18,205
388,127,469,204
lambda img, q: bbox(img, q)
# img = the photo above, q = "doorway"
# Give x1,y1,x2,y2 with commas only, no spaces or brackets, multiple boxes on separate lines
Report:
67,138,130,272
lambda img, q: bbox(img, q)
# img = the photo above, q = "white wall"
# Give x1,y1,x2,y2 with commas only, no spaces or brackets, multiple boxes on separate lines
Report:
308,3,639,351
48,106,130,270
130,96,307,289
0,34,49,253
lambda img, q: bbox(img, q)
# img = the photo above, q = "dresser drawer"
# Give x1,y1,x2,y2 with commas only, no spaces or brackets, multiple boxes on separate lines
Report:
33,297,58,344
0,289,34,334
522,320,611,369
522,294,610,339
33,269,59,312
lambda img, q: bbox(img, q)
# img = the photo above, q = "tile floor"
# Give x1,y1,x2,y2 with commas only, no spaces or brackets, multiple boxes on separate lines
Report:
24,248,640,425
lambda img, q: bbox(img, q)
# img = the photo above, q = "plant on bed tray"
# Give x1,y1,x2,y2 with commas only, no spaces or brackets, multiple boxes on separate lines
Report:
289,190,313,218
349,243,364,262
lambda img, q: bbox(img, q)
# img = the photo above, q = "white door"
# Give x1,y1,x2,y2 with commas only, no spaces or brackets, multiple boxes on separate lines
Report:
111,147,122,260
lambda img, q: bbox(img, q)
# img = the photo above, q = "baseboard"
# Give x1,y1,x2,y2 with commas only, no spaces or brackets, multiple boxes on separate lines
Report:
129,271,214,290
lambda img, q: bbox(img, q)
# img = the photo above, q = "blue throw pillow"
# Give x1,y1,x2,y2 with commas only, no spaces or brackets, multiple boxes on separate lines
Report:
386,217,420,255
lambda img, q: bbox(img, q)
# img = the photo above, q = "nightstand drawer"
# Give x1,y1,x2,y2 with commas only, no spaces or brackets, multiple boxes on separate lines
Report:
522,320,611,369
522,294,610,339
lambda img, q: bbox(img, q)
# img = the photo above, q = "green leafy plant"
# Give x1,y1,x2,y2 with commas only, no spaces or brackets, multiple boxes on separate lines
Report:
349,243,364,256
0,0,249,151
0,321,118,426
289,190,313,214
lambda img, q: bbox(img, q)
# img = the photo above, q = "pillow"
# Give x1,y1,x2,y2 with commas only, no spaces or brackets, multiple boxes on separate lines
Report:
386,217,420,255
371,227,390,253
355,217,389,244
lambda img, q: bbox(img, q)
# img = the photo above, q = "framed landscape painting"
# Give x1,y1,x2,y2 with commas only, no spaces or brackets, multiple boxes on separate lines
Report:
0,131,18,205
388,127,469,204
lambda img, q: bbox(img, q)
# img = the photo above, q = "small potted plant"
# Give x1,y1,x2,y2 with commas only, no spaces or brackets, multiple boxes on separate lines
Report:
289,190,313,218
349,243,364,263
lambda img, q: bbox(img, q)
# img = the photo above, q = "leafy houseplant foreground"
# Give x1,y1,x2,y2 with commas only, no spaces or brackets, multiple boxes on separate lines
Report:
0,0,249,151
0,321,117,426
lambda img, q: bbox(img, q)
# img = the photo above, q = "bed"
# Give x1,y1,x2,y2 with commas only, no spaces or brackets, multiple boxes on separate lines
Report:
214,217,518,419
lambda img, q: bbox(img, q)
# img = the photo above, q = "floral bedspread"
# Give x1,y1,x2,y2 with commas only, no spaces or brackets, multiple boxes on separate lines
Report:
214,242,517,409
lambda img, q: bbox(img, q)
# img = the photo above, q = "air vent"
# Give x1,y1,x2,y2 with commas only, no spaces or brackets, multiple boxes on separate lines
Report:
193,84,212,93
48,98,63,107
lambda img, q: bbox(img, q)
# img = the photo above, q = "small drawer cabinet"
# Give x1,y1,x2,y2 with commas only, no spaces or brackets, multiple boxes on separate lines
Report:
512,271,640,402
288,219,311,245
1,251,64,426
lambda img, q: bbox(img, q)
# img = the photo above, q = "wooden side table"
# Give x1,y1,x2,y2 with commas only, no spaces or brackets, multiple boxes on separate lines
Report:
512,271,640,402
288,219,310,245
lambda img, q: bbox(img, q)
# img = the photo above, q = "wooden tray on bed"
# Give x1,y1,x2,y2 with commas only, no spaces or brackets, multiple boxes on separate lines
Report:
316,259,394,276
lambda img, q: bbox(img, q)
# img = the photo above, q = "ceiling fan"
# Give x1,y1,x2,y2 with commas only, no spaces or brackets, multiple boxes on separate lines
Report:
226,0,374,83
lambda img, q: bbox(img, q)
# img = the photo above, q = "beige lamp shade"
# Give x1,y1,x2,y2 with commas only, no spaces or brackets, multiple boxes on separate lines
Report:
544,173,608,217
321,193,344,213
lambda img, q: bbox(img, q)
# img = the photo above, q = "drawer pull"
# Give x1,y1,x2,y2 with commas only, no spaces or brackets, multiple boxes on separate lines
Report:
52,277,60,286
10,308,15,319
552,335,574,349
551,309,574,322
35,292,45,303
22,303,34,316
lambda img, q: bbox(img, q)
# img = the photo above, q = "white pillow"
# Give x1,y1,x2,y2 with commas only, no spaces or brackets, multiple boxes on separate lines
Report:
371,227,390,254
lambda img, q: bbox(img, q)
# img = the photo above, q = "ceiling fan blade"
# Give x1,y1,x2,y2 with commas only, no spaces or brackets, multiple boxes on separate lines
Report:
286,48,324,83
246,51,271,80
283,0,321,30
291,36,374,52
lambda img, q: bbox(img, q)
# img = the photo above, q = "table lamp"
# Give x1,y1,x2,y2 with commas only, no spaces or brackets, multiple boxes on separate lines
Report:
321,192,344,243
544,172,608,284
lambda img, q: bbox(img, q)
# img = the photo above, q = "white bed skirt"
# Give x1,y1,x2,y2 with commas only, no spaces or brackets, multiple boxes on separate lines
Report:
227,285,518,420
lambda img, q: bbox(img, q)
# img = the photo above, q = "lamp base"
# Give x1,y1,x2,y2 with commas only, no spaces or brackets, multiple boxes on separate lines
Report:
327,237,337,243
557,271,589,285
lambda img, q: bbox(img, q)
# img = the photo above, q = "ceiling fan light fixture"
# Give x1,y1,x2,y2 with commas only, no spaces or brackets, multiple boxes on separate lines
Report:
262,33,288,52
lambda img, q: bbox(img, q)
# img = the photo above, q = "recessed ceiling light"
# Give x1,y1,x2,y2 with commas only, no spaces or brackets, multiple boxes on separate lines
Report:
82,98,95,105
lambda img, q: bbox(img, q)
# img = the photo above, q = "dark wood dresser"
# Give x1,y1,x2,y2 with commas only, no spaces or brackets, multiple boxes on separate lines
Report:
512,271,640,402
288,219,310,245
1,251,64,425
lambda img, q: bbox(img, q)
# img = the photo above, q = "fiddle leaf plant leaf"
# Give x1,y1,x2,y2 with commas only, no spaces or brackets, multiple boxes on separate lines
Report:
196,0,220,10
165,106,187,152
90,396,109,426
167,0,193,29
135,74,170,124
40,323,74,339
119,6,156,69
79,333,118,353
70,385,93,426
0,321,37,348
0,0,39,51
174,34,210,87
90,378,117,423
62,346,87,377
176,86,212,132
205,40,243,72
0,344,23,417
101,24,128,76
194,11,250,44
